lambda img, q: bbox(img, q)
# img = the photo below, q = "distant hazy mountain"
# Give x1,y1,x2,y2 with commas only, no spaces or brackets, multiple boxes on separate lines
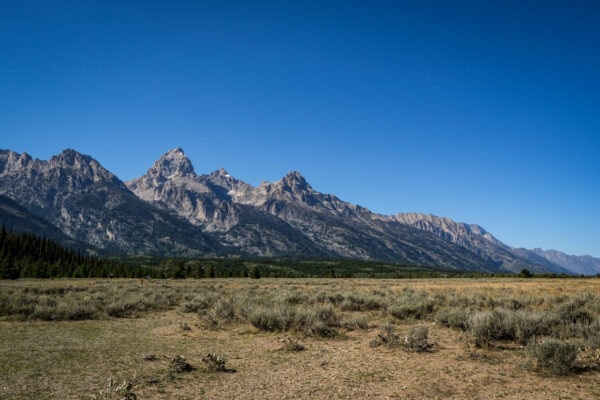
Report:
529,248,600,275
1,147,594,274
393,213,571,274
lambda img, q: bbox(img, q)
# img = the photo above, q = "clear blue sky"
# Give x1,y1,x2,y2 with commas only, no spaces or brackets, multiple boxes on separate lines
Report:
1,1,599,256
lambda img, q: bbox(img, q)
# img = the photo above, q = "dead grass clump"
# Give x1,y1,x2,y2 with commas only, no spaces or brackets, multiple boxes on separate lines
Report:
169,355,193,373
179,322,191,331
406,325,435,352
370,324,402,348
201,353,227,372
93,378,137,400
280,336,305,351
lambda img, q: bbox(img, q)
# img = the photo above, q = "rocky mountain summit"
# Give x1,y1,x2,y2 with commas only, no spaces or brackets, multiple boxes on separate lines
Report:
1,147,597,274
0,149,218,255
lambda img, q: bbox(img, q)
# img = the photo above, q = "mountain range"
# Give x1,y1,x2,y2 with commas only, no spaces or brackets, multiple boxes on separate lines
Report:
0,147,597,275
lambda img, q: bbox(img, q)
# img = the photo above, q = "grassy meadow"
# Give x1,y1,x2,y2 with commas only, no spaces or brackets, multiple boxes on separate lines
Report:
2,278,600,399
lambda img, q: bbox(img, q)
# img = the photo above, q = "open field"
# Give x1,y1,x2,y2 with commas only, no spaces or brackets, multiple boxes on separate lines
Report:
2,278,600,399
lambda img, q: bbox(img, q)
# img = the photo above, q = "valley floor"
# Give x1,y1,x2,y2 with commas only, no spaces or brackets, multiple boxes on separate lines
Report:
1,278,600,399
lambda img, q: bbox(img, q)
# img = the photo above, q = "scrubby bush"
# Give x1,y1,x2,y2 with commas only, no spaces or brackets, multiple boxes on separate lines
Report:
406,325,434,352
248,306,298,332
248,303,338,337
469,310,512,347
32,301,96,321
435,308,470,331
527,339,578,375
169,355,193,373
201,353,227,372
370,324,401,348
280,336,305,351
340,293,383,311
212,298,237,321
556,300,595,325
468,309,558,347
386,288,435,320
179,291,217,313
342,315,369,330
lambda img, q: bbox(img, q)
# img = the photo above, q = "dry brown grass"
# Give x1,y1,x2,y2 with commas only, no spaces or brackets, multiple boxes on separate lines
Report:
1,278,600,399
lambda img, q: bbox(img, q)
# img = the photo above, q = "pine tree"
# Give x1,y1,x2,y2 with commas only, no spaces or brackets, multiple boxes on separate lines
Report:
195,263,205,279
249,265,261,279
171,260,185,279
206,264,216,278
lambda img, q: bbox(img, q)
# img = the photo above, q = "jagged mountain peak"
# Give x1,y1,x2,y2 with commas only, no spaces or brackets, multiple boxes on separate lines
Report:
152,147,195,178
210,167,231,178
284,170,306,182
279,171,310,190
51,148,95,166
169,146,184,153
0,148,120,187
4,146,591,275
0,149,34,172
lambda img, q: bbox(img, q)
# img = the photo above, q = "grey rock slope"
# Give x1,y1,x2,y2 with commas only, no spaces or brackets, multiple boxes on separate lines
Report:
127,149,534,272
0,194,87,251
393,213,569,274
2,146,587,274
0,149,219,256
126,149,331,257
527,248,600,275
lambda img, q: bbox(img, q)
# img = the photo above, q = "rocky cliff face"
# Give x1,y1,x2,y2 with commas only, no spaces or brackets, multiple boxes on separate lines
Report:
2,147,592,274
125,149,536,272
393,213,563,273
0,194,87,251
0,149,218,255
126,148,241,231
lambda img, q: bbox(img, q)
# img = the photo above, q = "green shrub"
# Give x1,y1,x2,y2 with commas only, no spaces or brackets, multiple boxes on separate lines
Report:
556,301,595,325
527,339,578,375
248,306,295,332
435,308,470,331
469,310,512,347
309,321,338,337
342,315,369,330
387,289,435,320
212,298,237,321
469,309,558,347
340,293,383,311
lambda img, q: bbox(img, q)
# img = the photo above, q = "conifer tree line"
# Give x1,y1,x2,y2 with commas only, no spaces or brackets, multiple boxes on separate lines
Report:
0,226,155,279
2,226,592,280
0,227,263,279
